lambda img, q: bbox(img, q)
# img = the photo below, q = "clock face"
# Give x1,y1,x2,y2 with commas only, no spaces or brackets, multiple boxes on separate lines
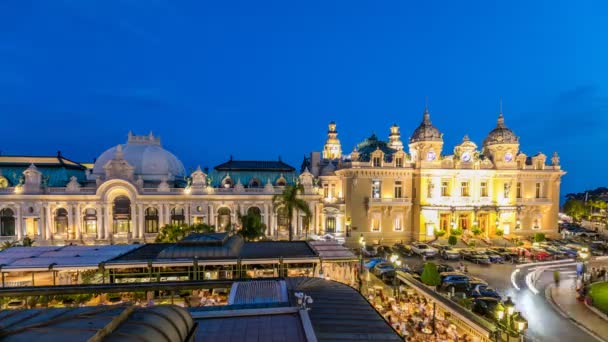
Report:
461,152,471,162
427,151,436,161
504,152,513,162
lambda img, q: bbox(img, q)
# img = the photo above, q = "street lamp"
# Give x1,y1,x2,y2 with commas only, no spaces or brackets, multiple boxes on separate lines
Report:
358,234,365,292
389,254,401,298
512,312,528,341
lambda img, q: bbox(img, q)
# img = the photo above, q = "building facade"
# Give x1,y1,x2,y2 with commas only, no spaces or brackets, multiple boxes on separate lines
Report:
306,108,565,245
0,132,321,245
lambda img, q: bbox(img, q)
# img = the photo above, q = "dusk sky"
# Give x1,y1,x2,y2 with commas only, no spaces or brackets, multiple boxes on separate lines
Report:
0,1,607,197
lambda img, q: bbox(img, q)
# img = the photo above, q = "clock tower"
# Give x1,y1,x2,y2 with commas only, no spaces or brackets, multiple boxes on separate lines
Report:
408,106,443,164
482,111,520,167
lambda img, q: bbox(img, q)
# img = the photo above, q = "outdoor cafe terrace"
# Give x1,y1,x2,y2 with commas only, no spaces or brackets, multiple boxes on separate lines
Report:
0,233,358,288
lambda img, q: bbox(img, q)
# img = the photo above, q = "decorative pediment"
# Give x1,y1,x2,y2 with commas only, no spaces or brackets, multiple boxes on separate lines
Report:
22,164,42,193
191,166,207,187
103,145,135,181
66,176,81,193
157,175,170,192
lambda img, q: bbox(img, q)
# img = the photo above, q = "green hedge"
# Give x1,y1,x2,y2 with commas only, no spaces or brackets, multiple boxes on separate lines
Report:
589,282,608,314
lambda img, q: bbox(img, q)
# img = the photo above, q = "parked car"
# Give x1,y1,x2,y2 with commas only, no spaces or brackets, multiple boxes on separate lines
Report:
392,243,413,257
472,297,501,319
364,258,385,269
414,263,455,276
434,245,461,260
527,248,552,261
478,250,504,263
467,283,501,299
411,243,438,257
543,246,569,259
372,262,396,279
460,249,491,264
4,300,25,309
490,247,519,262
362,245,378,257
438,272,470,293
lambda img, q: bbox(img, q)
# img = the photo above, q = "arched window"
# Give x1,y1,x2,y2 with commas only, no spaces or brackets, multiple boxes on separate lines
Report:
145,207,159,233
276,179,286,187
247,207,261,217
222,177,233,188
83,208,97,234
55,208,68,234
0,208,15,236
218,207,231,232
112,196,131,234
249,178,261,188
171,207,185,226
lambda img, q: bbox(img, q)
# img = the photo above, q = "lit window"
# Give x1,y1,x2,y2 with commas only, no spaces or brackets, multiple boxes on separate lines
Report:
441,181,450,197
330,184,336,199
371,214,381,232
326,217,336,233
480,182,488,197
461,182,470,197
516,182,522,199
394,181,402,198
373,156,381,167
372,180,381,199
395,157,403,167
323,184,329,198
535,183,541,199
394,216,402,231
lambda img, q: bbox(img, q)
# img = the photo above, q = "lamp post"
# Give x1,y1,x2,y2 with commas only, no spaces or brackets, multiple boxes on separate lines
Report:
494,296,525,342
390,254,401,298
359,234,365,292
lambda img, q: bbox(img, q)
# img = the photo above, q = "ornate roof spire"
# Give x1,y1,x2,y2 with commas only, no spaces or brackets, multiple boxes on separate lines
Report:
497,97,505,127
423,96,431,123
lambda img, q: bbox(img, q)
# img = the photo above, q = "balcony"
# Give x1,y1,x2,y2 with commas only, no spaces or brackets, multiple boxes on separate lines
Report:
516,198,553,205
368,197,411,205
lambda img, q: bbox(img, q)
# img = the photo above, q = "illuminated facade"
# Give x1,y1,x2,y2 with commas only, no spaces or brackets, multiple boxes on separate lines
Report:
307,108,565,245
0,132,321,245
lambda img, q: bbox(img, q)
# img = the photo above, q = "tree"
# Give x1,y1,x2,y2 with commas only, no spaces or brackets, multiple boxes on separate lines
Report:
450,228,463,236
272,184,312,241
420,262,441,286
0,240,17,251
448,235,458,246
564,198,586,222
471,228,482,237
22,236,35,247
434,229,446,238
155,223,215,243
533,232,546,243
238,212,267,241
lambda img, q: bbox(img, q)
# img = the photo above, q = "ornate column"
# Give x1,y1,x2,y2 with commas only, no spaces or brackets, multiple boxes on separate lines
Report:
45,205,52,239
96,204,103,240
16,205,22,240
130,203,136,239
75,204,82,240
138,204,144,238
264,204,270,235
105,203,112,240
208,204,214,227
158,203,164,228
40,206,46,241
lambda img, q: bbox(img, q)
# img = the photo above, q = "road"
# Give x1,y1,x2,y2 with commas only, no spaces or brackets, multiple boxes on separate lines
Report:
384,255,606,341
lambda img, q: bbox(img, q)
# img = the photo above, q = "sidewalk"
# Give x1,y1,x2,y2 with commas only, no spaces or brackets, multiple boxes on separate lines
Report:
548,278,608,342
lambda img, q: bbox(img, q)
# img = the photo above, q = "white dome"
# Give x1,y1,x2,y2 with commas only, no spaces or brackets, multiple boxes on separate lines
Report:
92,133,185,181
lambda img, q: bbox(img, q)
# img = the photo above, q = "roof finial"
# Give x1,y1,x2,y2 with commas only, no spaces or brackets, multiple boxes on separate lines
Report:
423,97,431,124
499,97,503,115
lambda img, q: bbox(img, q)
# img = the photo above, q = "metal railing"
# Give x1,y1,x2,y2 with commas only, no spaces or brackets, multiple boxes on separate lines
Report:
395,271,497,341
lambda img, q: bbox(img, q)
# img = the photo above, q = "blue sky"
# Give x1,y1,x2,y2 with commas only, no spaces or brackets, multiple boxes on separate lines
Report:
0,1,607,197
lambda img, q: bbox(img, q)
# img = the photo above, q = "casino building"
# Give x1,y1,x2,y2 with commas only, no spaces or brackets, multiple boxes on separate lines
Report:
0,107,565,246
306,107,565,245
0,132,321,245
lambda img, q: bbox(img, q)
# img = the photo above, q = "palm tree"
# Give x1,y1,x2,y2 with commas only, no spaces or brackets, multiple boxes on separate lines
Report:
272,184,312,241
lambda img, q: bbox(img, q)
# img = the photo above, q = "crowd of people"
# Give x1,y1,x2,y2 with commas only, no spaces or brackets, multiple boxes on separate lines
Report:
367,287,474,342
